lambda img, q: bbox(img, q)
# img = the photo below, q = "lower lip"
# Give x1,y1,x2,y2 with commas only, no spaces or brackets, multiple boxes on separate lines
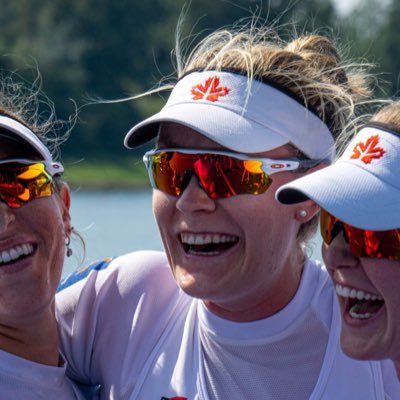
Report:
341,298,385,327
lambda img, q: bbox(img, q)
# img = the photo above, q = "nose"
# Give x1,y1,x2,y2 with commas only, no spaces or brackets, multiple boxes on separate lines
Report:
0,201,16,234
176,175,216,213
322,232,358,274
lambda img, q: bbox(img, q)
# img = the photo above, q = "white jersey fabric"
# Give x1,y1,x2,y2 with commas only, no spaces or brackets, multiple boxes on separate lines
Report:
56,251,400,400
0,349,85,399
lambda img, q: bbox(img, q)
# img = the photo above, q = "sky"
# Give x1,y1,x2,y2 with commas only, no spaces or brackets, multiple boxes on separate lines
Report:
333,0,362,15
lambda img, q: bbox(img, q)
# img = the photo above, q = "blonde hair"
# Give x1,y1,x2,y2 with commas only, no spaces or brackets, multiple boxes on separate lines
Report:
370,101,400,131
178,27,371,142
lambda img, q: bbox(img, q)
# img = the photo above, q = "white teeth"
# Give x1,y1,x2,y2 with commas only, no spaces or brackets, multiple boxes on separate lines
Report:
349,309,372,319
180,233,237,245
1,251,11,263
0,244,34,264
22,244,32,255
335,284,383,301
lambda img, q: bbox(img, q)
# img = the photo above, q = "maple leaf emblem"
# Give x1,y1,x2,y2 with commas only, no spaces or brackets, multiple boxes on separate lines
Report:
350,135,386,164
191,76,230,102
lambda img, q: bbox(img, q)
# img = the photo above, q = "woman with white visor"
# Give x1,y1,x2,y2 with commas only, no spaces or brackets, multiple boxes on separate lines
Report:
0,75,86,398
57,26,400,399
277,101,400,385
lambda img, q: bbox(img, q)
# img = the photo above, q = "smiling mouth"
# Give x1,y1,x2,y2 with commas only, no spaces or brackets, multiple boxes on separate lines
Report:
335,284,384,320
0,244,35,266
180,233,239,256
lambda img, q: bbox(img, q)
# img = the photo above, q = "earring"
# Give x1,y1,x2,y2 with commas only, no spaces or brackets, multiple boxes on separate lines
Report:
299,210,307,218
65,235,73,257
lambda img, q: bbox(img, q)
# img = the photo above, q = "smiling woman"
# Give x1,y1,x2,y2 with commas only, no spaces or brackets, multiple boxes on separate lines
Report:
277,101,400,381
56,21,398,399
0,74,84,398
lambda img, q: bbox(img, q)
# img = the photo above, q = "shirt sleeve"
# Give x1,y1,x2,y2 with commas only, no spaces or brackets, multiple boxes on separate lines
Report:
55,250,179,388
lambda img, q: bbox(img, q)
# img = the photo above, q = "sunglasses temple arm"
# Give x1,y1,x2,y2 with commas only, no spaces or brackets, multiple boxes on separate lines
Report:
297,158,331,171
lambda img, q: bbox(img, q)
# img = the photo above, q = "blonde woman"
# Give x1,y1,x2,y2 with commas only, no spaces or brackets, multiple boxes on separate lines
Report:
57,25,400,399
277,101,400,384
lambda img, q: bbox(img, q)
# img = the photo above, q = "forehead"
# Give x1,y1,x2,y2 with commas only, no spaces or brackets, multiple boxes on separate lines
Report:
0,130,41,160
156,122,297,158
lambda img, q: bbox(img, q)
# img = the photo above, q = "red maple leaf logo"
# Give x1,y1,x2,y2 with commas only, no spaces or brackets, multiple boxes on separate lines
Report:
350,135,386,164
191,76,230,102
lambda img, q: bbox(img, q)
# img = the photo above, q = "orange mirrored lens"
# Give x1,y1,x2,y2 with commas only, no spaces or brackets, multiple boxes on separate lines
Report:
149,151,271,199
320,209,400,260
0,163,53,208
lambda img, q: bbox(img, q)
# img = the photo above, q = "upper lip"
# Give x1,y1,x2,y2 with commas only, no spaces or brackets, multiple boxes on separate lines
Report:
0,237,36,252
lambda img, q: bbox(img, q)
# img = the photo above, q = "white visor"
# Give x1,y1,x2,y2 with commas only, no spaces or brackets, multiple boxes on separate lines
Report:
124,70,335,161
276,125,400,230
0,115,63,176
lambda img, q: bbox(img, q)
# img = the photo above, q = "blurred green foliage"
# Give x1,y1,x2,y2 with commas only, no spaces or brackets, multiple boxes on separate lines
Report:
0,0,398,173
64,158,149,190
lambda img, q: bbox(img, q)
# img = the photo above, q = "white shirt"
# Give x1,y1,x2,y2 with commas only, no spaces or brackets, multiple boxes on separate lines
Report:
0,349,84,399
56,251,400,399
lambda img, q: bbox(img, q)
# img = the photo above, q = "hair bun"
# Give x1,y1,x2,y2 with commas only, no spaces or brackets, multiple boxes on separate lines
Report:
285,35,346,85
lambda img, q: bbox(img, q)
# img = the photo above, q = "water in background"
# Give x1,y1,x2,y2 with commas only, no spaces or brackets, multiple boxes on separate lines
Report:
63,190,323,277
63,190,163,276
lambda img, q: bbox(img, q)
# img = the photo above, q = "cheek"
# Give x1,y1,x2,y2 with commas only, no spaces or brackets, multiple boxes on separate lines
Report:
321,241,344,281
362,260,400,297
321,242,331,266
33,198,67,245
152,191,175,231
153,190,167,218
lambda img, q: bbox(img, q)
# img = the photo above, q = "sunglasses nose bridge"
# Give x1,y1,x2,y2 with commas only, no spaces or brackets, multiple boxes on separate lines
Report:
178,168,211,198
330,221,349,244
175,172,216,213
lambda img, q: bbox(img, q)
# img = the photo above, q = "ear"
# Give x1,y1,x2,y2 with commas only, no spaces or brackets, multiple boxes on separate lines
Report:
291,161,328,222
59,182,72,234
294,199,320,222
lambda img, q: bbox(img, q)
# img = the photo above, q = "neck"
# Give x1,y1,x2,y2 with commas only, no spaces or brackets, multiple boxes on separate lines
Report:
0,306,60,366
205,259,304,322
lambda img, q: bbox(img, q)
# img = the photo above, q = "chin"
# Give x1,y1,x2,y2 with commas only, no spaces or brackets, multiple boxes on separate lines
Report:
341,336,385,362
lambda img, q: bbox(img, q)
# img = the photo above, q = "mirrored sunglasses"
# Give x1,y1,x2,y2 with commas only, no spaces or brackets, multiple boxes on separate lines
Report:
0,159,63,208
320,209,400,260
143,148,322,199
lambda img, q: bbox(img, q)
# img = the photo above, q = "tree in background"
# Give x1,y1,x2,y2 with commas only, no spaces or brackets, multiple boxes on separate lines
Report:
0,0,396,163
